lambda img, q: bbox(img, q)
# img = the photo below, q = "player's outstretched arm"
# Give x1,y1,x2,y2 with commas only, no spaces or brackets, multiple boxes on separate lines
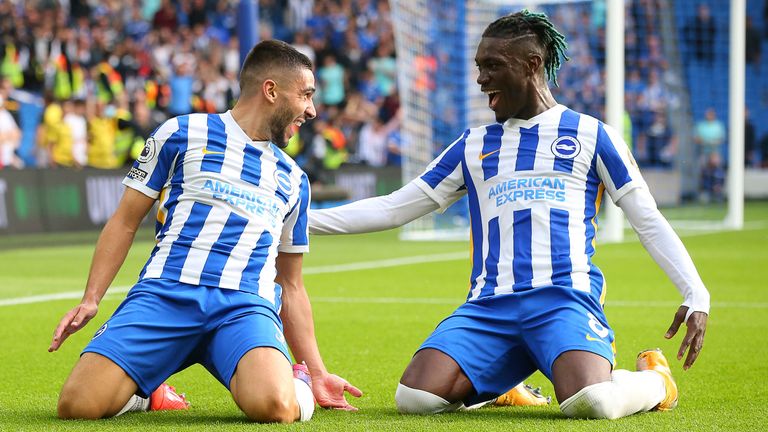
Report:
276,252,363,410
48,188,155,352
617,187,710,369
309,182,439,235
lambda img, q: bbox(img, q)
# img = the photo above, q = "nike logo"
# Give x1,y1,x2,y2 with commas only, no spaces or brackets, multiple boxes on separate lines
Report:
585,334,606,343
478,149,500,160
202,147,225,155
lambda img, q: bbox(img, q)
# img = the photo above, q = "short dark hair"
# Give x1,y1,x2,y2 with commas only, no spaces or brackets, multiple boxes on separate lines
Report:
239,40,313,97
483,9,569,86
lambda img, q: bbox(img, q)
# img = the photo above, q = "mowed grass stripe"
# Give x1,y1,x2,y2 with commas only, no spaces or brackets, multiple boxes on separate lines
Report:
2,289,766,310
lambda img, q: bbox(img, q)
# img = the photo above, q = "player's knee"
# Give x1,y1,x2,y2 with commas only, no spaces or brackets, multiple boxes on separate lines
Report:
395,383,460,415
57,385,106,420
236,391,298,423
559,382,622,420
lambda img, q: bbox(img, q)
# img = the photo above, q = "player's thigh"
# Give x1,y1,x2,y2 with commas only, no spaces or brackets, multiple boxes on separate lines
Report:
201,295,291,390
82,280,206,397
229,347,296,422
400,348,474,401
58,352,138,419
410,296,537,405
519,287,615,401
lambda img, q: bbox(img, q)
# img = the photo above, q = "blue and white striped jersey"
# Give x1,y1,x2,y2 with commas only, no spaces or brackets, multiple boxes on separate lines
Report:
123,111,310,306
415,104,646,301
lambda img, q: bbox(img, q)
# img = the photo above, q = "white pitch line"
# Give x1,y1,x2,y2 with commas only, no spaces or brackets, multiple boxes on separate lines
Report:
0,287,131,307
0,252,469,307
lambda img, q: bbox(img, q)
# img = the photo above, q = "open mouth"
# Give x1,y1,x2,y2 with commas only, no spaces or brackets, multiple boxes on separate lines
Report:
284,124,300,142
485,90,501,110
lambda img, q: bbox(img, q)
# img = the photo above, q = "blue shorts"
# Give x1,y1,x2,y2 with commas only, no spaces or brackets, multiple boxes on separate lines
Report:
420,286,615,405
83,278,291,397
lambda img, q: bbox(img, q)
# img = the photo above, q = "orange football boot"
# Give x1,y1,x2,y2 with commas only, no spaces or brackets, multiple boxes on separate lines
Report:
637,349,678,411
149,383,190,411
493,383,551,406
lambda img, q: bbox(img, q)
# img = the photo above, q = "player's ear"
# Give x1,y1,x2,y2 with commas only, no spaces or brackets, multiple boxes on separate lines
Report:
526,53,543,77
263,79,278,103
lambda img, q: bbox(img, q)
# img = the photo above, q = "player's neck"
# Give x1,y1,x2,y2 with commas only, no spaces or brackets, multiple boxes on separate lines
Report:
231,102,271,142
516,89,557,120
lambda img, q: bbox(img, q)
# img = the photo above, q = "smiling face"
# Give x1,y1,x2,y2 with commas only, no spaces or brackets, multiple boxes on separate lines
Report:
475,37,535,123
269,68,316,148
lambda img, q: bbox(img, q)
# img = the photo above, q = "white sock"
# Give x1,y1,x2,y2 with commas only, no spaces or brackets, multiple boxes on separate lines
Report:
294,378,315,421
395,383,464,414
113,394,150,417
560,369,666,419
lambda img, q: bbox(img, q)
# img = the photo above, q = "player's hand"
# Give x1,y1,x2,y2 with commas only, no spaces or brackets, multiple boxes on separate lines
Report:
312,372,363,411
48,302,99,352
664,305,708,370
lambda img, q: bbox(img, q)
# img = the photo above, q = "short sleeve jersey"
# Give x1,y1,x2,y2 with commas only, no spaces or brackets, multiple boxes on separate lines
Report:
123,111,311,307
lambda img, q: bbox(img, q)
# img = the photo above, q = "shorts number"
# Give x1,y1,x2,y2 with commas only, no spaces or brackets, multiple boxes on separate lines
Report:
587,312,609,338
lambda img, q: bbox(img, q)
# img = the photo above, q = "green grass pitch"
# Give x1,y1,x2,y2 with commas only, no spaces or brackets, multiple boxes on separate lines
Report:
1,202,767,431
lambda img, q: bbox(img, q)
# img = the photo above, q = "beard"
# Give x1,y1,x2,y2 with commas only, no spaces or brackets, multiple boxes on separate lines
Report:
269,105,295,148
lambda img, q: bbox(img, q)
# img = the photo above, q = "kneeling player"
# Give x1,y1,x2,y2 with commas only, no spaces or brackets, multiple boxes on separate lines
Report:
49,40,361,423
308,11,708,420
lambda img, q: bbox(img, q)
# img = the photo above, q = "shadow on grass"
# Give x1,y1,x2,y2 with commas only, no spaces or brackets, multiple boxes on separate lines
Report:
328,406,564,421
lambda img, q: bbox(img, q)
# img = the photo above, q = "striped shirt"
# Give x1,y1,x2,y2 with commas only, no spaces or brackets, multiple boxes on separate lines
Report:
123,111,310,306
415,104,646,301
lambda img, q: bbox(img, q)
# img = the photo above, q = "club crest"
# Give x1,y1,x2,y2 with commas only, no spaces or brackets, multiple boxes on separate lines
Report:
92,323,108,339
550,136,581,159
274,171,293,196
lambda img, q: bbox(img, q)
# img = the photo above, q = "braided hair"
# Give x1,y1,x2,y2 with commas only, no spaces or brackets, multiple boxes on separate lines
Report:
482,9,569,86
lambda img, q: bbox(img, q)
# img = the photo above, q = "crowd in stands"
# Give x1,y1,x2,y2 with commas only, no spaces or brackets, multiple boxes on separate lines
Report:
1,0,765,197
0,0,401,184
550,0,681,169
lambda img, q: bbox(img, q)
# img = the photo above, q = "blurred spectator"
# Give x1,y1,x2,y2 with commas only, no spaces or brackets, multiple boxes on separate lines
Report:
745,108,757,167
125,4,151,42
292,30,316,65
63,98,88,167
338,89,379,153
288,0,314,33
311,116,348,183
86,99,119,169
765,1,768,39
128,91,161,163
758,133,768,169
0,89,21,169
167,62,194,116
644,110,675,167
385,118,402,166
694,107,726,158
113,95,135,166
40,97,70,167
624,70,645,118
699,152,725,203
684,4,716,63
152,0,178,32
368,42,397,97
357,111,399,167
745,16,761,67
317,53,346,107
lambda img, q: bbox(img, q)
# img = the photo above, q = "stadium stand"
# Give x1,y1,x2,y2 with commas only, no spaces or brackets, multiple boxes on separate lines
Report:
0,0,765,185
